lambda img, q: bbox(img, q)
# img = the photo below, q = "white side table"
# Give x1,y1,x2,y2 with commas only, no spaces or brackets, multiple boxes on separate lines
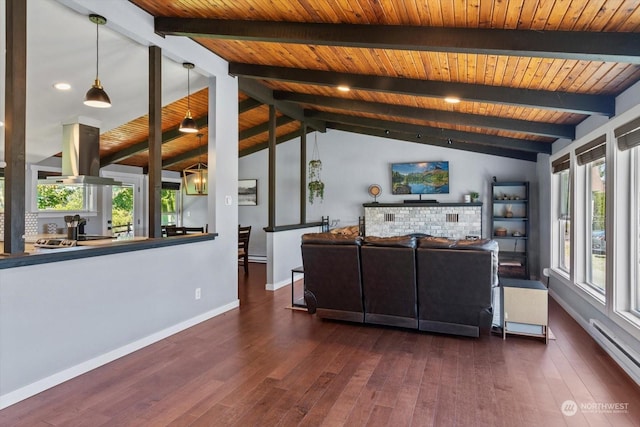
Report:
501,278,549,344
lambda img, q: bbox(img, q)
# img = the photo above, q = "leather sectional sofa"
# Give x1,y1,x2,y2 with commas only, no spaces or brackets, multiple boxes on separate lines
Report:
301,233,499,337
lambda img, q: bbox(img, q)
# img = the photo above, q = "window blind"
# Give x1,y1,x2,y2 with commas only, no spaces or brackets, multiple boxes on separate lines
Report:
615,117,640,151
576,135,606,165
551,153,570,173
162,181,181,190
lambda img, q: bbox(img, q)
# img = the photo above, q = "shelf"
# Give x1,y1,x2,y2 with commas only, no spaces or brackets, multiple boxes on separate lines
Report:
492,199,528,204
491,181,530,279
493,217,528,221
500,251,527,258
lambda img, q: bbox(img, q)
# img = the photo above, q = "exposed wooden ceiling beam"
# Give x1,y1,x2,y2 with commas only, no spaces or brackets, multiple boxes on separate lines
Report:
155,18,640,64
238,77,326,131
239,127,312,157
275,91,573,139
310,111,551,154
239,115,295,140
100,115,209,167
230,63,614,116
161,146,206,169
332,122,538,162
239,97,262,114
329,123,537,162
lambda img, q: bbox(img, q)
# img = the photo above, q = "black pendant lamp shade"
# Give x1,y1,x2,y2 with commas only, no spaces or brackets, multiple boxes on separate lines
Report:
179,62,198,133
84,14,111,108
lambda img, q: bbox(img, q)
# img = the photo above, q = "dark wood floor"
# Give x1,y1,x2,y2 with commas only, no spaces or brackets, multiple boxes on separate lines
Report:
2,263,639,426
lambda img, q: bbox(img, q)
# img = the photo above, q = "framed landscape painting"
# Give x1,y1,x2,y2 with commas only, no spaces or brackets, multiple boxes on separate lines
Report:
238,179,258,205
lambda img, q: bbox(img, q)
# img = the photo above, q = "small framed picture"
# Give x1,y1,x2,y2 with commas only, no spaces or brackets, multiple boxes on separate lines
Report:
238,179,257,206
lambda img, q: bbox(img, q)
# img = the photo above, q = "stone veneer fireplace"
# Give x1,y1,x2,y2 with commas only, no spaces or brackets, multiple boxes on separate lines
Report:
363,203,482,239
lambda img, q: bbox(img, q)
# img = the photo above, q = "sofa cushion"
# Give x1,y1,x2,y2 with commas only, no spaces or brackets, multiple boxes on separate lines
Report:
302,232,362,245
452,238,498,252
452,239,499,287
417,236,456,248
363,235,417,249
328,225,360,237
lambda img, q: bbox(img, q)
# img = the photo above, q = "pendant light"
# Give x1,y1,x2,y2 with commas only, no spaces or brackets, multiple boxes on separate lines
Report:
179,62,198,133
84,14,111,108
183,133,208,195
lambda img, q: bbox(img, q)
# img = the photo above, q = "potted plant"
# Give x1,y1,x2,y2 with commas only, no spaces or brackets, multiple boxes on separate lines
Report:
470,191,479,203
308,159,324,204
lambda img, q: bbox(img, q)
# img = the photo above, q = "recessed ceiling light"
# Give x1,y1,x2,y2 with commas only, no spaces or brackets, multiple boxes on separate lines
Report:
53,82,72,91
0,121,4,127
337,85,350,92
444,97,461,104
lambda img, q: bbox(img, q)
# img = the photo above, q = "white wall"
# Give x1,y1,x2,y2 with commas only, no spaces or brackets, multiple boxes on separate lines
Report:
539,80,640,384
240,130,539,268
0,0,240,408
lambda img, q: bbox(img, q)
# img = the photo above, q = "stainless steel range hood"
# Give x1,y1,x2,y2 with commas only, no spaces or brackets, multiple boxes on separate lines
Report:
45,119,122,186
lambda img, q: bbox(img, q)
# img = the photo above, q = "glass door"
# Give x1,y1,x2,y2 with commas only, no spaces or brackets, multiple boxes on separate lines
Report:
111,184,135,237
101,172,144,237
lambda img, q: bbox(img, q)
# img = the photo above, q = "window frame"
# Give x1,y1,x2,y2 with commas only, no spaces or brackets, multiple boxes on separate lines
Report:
584,158,607,296
556,168,571,275
30,165,98,215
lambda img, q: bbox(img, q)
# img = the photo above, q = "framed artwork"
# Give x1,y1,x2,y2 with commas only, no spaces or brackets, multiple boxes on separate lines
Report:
391,161,449,195
238,179,258,205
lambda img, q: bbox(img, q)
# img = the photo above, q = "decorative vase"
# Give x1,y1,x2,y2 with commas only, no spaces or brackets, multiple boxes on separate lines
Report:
504,204,513,218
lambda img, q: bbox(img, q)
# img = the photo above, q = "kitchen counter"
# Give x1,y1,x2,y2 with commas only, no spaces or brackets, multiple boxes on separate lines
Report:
0,232,217,269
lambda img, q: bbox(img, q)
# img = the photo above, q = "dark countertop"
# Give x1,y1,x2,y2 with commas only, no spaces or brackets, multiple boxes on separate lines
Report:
0,233,217,270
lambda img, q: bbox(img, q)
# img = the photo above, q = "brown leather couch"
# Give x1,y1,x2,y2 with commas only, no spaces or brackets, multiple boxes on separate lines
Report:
301,233,364,323
301,233,498,337
416,237,499,337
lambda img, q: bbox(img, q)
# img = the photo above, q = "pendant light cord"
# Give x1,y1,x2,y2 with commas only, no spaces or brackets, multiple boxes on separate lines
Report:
95,21,99,81
187,67,191,112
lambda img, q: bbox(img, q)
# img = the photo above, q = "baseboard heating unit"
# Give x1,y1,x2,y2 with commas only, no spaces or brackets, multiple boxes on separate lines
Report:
589,319,640,385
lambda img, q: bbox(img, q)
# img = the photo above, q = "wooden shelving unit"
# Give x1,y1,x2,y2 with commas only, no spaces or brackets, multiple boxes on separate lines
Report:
491,181,529,278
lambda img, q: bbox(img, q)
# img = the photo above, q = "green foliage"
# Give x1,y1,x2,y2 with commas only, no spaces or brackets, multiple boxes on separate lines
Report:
308,180,324,204
161,189,176,214
308,159,324,204
592,191,606,230
111,186,134,227
37,184,84,210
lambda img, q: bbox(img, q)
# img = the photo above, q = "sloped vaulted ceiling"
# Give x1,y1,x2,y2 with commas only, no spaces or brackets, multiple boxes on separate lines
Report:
102,0,640,168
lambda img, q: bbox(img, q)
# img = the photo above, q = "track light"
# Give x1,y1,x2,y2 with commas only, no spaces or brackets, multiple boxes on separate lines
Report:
84,14,111,108
179,62,198,133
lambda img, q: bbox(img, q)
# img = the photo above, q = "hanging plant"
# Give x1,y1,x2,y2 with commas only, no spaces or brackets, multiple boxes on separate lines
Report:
308,135,324,204
308,180,324,204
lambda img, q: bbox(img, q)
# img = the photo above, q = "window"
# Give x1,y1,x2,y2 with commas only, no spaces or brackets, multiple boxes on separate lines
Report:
576,135,607,296
34,168,96,212
587,158,606,293
161,181,181,225
616,120,640,317
552,154,571,274
558,169,571,272
636,161,640,313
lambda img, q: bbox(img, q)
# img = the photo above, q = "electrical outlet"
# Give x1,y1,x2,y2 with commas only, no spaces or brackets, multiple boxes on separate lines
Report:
195,288,201,300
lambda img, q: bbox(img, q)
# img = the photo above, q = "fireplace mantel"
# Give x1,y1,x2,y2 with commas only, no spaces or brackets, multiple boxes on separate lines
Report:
363,202,483,208
363,202,483,239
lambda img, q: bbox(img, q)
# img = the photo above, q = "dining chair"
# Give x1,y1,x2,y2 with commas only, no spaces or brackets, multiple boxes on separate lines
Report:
165,226,186,236
184,226,205,234
238,225,252,274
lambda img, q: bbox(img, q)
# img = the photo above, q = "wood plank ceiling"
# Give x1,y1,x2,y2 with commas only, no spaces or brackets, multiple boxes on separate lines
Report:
102,0,640,170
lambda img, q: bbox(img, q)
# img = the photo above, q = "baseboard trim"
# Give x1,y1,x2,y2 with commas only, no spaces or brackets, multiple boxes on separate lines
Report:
0,299,240,410
549,290,640,386
266,277,290,291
